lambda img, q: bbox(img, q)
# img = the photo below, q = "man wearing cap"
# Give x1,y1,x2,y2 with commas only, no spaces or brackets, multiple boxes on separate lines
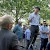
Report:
0,15,19,50
40,20,49,50
28,7,40,49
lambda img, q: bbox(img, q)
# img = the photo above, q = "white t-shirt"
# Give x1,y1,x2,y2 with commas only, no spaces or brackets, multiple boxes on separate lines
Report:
24,29,31,40
28,12,40,26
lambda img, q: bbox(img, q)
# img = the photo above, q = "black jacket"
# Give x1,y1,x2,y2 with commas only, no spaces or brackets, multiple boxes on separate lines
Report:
0,28,19,50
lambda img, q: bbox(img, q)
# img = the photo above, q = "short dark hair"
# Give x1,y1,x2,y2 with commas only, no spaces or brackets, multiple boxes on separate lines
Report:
35,7,40,10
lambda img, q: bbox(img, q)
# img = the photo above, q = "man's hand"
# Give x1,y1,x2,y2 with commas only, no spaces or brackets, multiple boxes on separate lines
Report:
45,32,49,35
41,31,47,34
28,17,34,22
42,32,49,34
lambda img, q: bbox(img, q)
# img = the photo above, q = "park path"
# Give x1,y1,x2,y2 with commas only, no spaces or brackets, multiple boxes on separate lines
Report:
19,35,41,50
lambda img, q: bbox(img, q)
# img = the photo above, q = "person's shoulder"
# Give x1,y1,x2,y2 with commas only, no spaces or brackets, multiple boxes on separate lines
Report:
26,29,30,32
28,29,30,31
15,24,19,28
25,29,28,32
40,26,43,29
30,12,34,15
15,24,18,27
0,29,17,39
7,31,17,38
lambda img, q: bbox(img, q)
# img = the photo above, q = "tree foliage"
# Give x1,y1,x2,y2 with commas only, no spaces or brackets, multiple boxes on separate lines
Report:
0,0,50,23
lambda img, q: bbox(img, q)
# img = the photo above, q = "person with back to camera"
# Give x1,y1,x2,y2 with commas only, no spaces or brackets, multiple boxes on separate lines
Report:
0,15,19,50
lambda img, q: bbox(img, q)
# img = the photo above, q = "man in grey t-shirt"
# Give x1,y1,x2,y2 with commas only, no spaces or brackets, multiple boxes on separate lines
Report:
28,7,40,49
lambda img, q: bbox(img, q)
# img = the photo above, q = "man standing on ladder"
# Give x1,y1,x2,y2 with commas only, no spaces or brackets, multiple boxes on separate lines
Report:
28,6,40,50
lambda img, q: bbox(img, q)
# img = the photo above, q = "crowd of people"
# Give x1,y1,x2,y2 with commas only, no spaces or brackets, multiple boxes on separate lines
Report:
0,6,50,50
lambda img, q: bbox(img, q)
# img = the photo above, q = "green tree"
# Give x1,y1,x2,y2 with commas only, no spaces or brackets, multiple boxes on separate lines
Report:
0,0,50,23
